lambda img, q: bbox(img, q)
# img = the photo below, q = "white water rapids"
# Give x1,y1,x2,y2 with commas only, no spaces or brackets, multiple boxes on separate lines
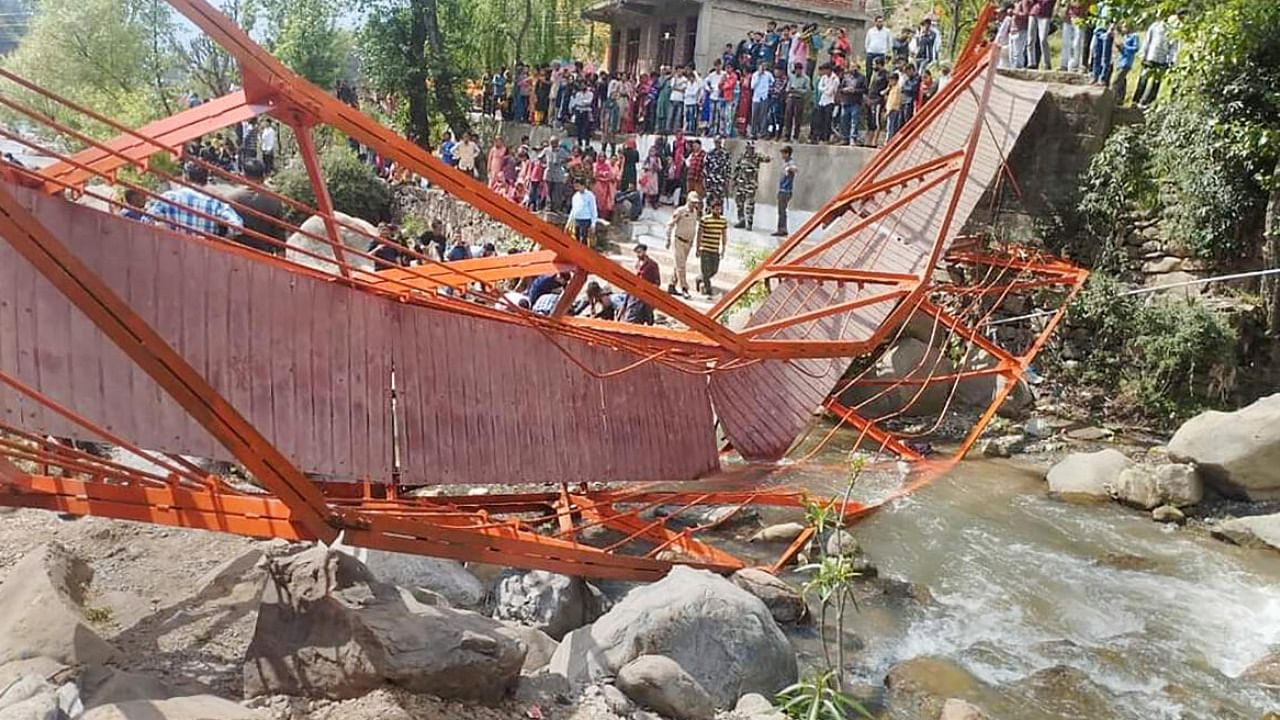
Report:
764,459,1280,719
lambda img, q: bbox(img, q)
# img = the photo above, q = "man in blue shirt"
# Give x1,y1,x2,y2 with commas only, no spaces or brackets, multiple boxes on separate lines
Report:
1112,23,1141,105
773,145,797,237
146,163,243,239
527,272,567,308
566,177,598,245
439,131,458,167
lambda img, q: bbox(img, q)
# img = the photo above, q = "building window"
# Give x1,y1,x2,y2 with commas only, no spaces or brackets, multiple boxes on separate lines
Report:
683,15,698,67
625,27,641,75
610,30,621,74
657,22,677,68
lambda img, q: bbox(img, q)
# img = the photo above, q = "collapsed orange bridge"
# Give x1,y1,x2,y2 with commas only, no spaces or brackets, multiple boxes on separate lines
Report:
0,2,1085,579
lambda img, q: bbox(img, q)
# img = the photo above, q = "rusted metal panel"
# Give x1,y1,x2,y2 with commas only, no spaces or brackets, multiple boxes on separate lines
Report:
0,186,395,478
392,304,719,486
713,73,1048,460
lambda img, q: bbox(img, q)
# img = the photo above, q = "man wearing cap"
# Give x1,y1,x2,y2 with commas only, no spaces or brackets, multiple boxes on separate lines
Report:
666,190,701,297
703,135,732,213
623,243,661,324
732,141,770,230
146,162,243,239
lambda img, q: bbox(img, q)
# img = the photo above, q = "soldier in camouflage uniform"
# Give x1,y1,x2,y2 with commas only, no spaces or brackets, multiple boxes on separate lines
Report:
702,135,732,212
731,140,770,230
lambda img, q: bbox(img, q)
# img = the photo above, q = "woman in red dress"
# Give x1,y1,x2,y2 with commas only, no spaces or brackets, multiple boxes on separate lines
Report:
591,149,616,218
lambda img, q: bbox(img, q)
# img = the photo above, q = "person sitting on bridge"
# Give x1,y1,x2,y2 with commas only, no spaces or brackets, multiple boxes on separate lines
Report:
369,224,410,271
570,280,618,320
527,271,569,309
621,243,661,325
146,162,243,239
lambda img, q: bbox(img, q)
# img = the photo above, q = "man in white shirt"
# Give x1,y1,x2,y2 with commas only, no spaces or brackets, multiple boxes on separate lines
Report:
453,132,481,177
566,177,598,245
258,120,278,174
683,67,702,133
669,69,689,133
864,15,892,77
703,63,723,135
1133,13,1180,107
749,64,774,139
814,64,840,143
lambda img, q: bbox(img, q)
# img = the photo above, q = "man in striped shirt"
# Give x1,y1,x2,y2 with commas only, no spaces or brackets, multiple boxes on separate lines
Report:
146,163,243,239
695,202,729,298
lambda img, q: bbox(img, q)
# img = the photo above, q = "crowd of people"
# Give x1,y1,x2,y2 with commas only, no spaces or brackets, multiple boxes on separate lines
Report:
995,2,1182,107
437,130,797,236
476,16,953,148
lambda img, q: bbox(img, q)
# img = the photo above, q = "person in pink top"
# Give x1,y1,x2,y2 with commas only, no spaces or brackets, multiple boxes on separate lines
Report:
789,24,814,76
486,138,508,192
591,150,616,218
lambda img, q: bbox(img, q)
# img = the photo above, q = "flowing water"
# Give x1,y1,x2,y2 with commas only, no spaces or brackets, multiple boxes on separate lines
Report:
748,457,1280,719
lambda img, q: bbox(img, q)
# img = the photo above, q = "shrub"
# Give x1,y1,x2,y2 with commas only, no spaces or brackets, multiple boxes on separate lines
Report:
271,145,392,224
1061,274,1238,425
1076,101,1266,266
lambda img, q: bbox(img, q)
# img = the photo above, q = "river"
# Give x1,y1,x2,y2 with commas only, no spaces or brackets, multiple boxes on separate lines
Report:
745,456,1280,719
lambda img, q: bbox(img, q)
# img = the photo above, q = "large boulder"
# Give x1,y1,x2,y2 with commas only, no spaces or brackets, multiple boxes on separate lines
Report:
285,212,378,275
838,338,956,417
1112,464,1203,509
955,352,1035,419
1169,394,1280,500
1045,449,1133,501
496,622,560,673
0,660,82,720
1013,665,1111,719
0,543,117,667
333,542,485,608
1242,651,1280,686
940,698,990,720
730,569,808,625
492,569,604,640
548,566,797,708
243,546,524,700
1211,514,1280,553
616,654,716,720
884,657,983,719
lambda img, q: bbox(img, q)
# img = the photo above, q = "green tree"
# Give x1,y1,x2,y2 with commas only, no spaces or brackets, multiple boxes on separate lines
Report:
1105,0,1280,330
172,0,244,99
247,0,348,88
359,0,470,146
1,0,179,133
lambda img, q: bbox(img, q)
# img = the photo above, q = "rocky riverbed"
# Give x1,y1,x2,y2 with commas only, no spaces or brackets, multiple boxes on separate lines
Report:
1,398,1279,720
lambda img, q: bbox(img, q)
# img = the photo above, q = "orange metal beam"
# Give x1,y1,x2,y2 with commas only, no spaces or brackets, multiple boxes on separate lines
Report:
0,182,340,543
369,250,570,291
38,90,262,193
762,265,921,285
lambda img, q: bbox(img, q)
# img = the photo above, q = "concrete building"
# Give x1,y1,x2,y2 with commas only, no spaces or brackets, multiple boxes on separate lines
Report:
583,0,869,75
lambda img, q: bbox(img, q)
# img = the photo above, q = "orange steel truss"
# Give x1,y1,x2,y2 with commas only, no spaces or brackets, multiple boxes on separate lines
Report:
0,1,1086,578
